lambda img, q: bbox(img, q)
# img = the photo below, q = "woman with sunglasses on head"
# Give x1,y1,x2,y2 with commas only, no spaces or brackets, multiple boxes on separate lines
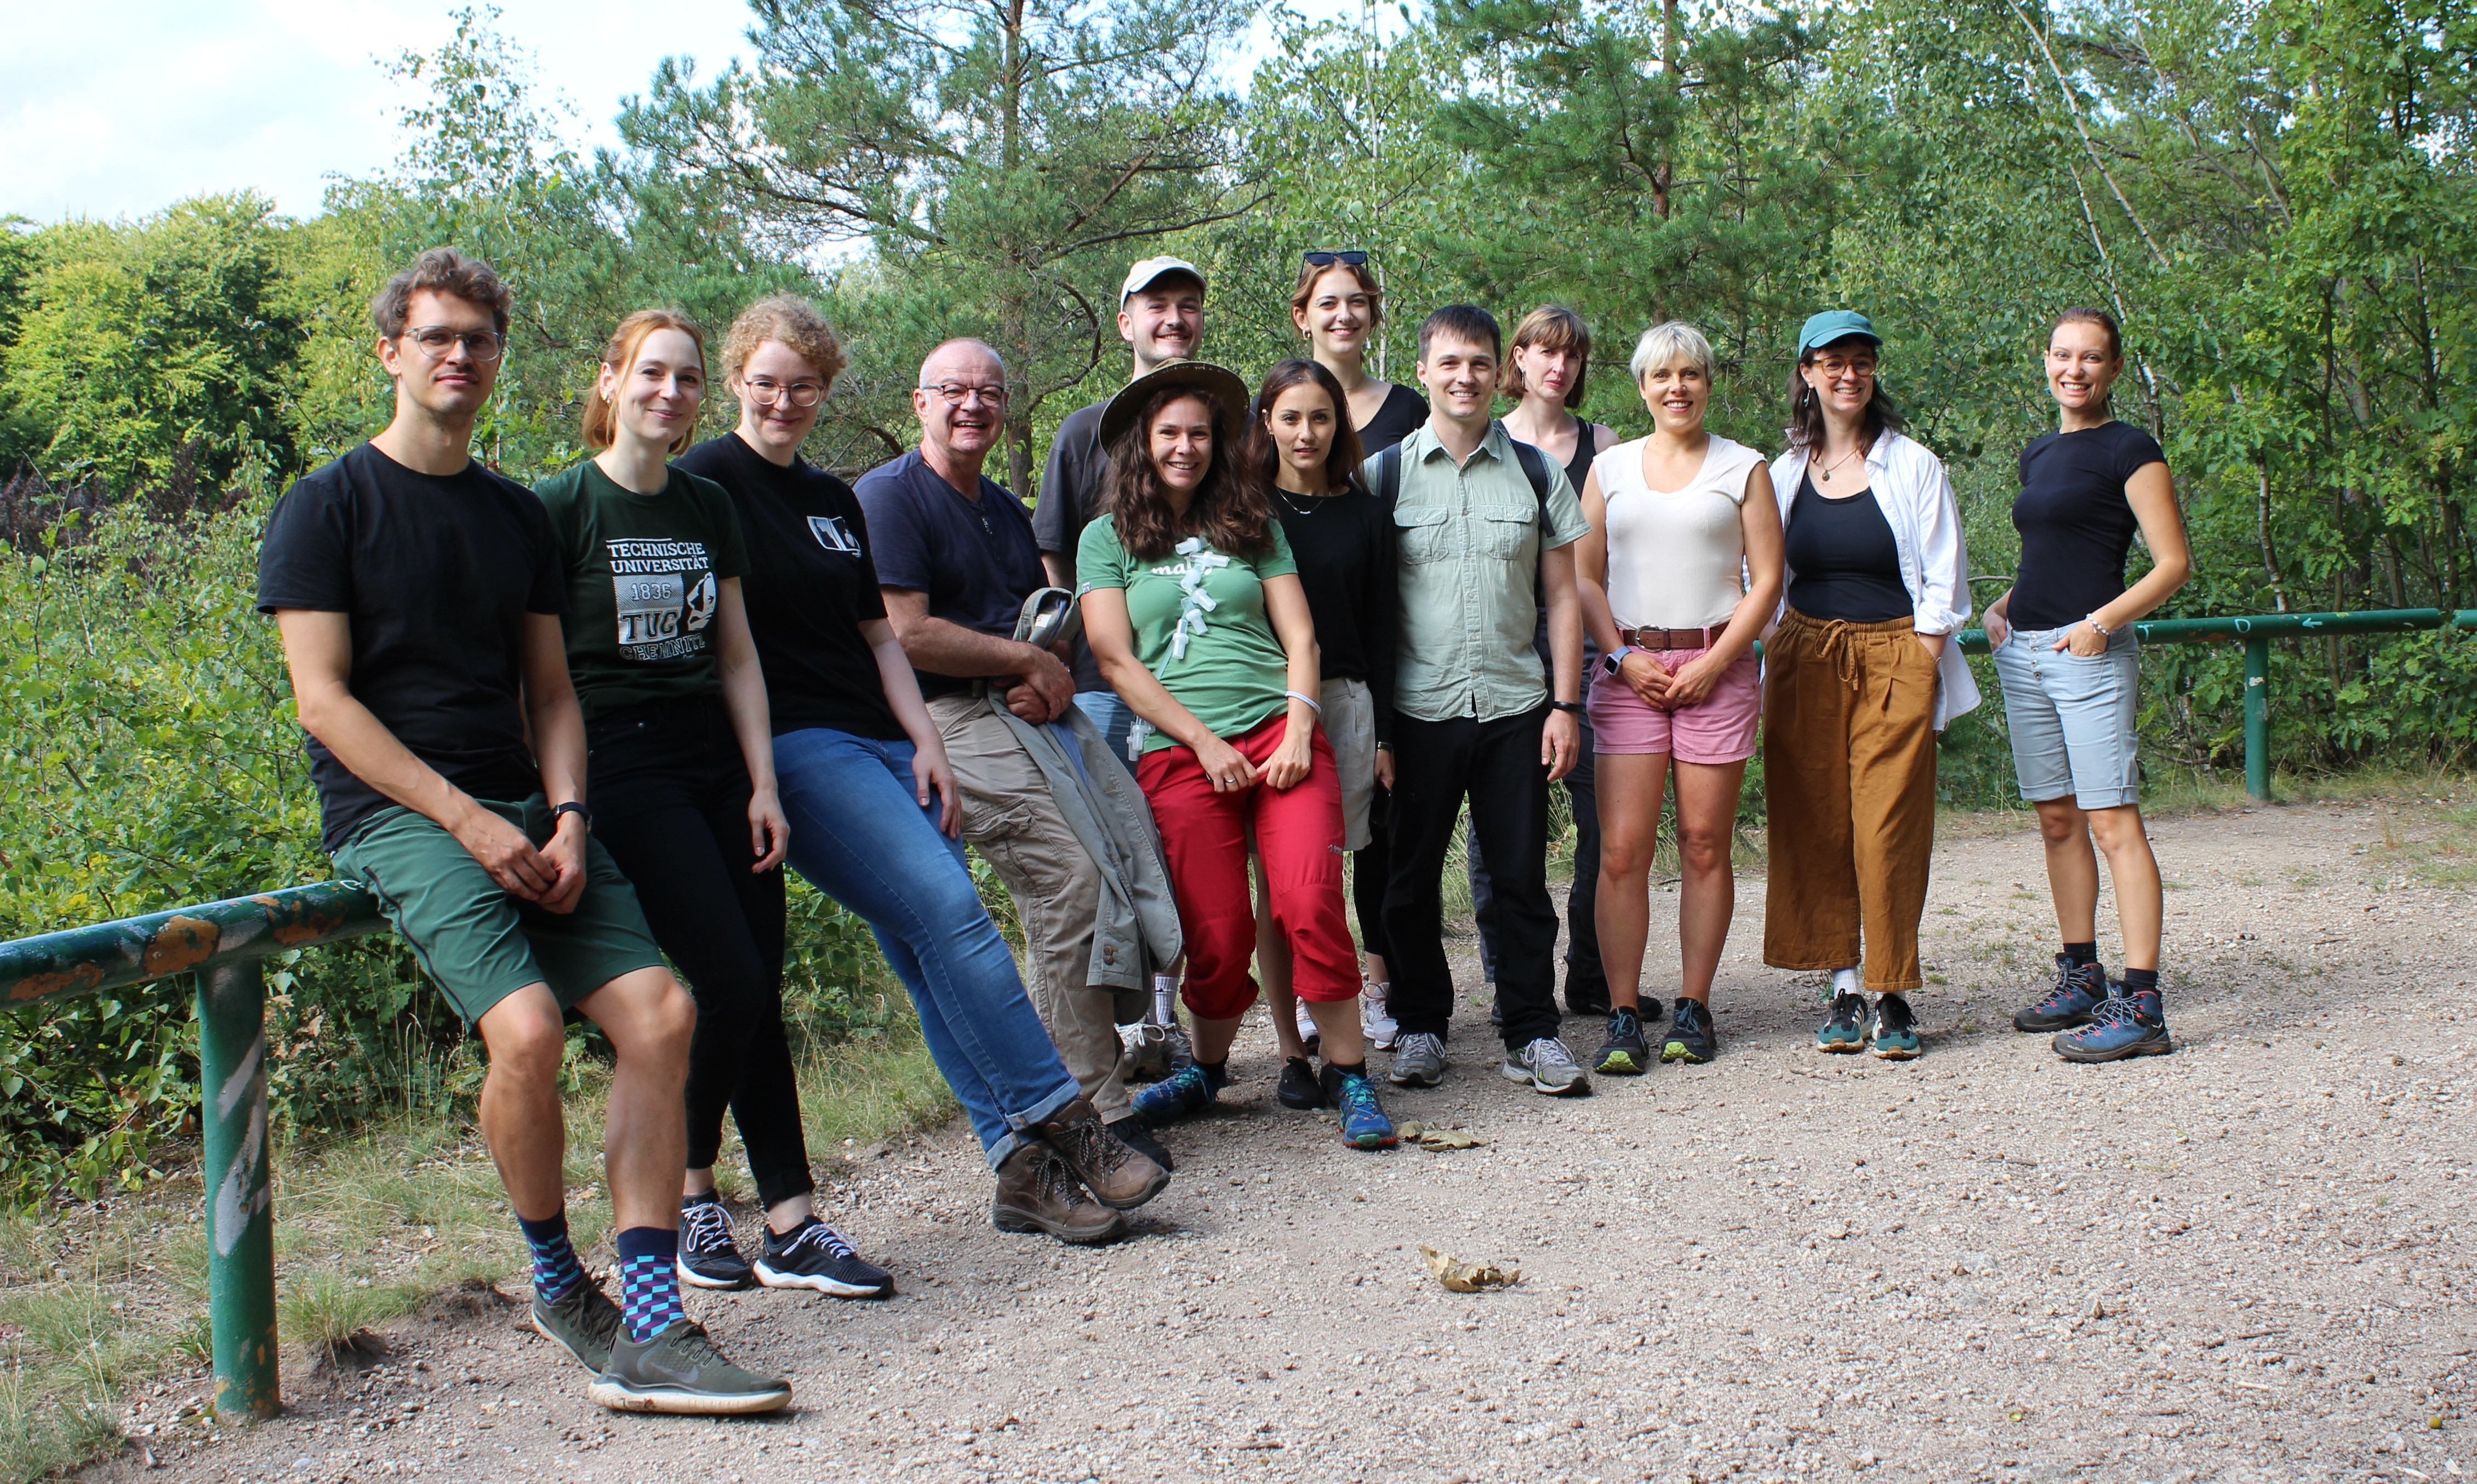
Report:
1287,249,1421,1048
1242,357,1401,1116
1079,361,1397,1152
537,309,899,1304
675,299,1166,1252
1762,311,1979,1061
1985,308,2189,1063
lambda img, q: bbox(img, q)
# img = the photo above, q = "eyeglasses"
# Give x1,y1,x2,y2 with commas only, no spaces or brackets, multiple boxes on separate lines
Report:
743,378,826,409
919,382,1008,407
401,327,505,362
1303,250,1369,267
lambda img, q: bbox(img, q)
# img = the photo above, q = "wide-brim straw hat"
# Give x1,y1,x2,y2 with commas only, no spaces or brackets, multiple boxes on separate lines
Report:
1099,361,1255,449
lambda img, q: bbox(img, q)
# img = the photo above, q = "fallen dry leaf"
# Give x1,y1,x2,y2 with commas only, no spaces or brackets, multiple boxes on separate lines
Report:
1420,1244,1521,1293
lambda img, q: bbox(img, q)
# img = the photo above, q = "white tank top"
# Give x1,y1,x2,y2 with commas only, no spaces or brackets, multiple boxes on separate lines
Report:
1595,433,1766,631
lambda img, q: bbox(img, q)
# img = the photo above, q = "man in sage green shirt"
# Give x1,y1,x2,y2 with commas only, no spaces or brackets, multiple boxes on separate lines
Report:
1364,304,1593,1097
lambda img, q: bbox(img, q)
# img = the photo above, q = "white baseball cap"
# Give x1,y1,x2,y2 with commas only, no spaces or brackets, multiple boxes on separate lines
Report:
1120,256,1207,305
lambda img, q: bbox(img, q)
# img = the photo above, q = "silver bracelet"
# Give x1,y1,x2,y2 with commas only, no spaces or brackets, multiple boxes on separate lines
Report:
1285,689,1322,714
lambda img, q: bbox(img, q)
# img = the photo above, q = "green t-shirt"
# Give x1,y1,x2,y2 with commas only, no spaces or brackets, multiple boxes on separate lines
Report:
1075,518,1299,754
534,459,750,722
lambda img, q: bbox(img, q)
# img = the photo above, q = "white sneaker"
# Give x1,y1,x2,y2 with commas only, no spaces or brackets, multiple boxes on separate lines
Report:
1360,982,1400,1051
1294,1001,1320,1052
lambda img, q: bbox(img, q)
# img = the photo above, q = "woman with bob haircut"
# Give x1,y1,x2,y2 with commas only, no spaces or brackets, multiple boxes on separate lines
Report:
1240,356,1401,1114
1984,307,2190,1063
1077,361,1396,1151
1574,321,1782,1075
675,299,1166,1253
1762,310,1979,1061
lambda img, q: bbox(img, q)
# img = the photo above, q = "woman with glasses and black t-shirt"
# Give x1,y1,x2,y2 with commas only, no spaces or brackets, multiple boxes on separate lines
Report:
1983,308,2190,1063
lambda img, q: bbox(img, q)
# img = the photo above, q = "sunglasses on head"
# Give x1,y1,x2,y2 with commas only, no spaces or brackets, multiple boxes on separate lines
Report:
1302,249,1369,267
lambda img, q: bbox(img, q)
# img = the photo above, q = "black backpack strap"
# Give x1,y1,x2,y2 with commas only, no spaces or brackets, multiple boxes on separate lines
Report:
1379,443,1402,510
1511,438,1552,529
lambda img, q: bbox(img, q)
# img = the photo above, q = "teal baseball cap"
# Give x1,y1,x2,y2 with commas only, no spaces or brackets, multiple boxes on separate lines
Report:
1797,310,1881,357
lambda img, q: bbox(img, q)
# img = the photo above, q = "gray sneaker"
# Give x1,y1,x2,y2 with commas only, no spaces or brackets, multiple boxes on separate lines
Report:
1503,1036,1592,1097
587,1319,791,1415
1388,1030,1447,1087
530,1281,623,1373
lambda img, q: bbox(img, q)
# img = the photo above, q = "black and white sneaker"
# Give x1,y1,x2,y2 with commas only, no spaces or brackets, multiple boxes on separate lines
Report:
677,1194,753,1290
754,1217,893,1298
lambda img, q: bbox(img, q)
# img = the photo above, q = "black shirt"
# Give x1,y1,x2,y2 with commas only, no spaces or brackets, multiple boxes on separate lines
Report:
676,433,904,741
255,443,566,851
854,449,1048,698
1356,384,1429,455
1271,481,1398,743
1784,474,1911,623
1032,398,1113,694
2010,420,2166,632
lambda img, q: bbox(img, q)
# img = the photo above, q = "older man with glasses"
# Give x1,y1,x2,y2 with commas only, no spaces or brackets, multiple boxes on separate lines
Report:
856,338,1185,1182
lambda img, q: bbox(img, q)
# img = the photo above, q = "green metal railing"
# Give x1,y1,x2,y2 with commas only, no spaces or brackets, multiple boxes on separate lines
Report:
0,882,383,1420
1,606,2471,1420
1952,606,2477,801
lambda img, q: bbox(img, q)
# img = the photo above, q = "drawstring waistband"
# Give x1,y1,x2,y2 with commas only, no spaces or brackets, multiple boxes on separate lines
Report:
1779,608,1917,709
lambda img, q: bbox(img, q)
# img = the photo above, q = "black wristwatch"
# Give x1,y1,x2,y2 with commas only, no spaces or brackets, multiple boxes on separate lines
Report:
1549,701,1584,715
552,801,592,834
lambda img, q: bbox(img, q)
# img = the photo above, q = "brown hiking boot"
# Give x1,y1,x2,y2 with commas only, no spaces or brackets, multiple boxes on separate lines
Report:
1032,1098,1171,1211
992,1146,1126,1246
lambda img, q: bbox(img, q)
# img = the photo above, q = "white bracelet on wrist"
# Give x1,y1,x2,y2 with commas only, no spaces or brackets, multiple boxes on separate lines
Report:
1285,689,1322,714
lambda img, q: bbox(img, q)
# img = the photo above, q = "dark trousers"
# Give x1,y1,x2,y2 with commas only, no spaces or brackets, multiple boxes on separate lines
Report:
1352,785,1394,968
588,699,810,1208
1469,715,1604,1007
1382,706,1560,1048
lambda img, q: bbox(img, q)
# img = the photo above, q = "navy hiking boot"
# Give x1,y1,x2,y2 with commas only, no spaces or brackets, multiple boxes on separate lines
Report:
2015,954,2109,1032
1133,1062,1218,1128
2053,988,2172,1062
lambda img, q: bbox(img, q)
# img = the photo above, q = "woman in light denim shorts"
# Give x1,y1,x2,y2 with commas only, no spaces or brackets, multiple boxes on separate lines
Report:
1984,308,2191,1064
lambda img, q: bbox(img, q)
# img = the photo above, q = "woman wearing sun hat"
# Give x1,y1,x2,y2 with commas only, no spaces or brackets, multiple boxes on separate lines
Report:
1762,310,1979,1061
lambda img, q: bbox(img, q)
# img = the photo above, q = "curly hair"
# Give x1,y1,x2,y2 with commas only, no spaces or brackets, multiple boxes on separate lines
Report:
1102,386,1275,563
370,247,511,339
582,309,708,455
718,295,848,392
1243,359,1365,495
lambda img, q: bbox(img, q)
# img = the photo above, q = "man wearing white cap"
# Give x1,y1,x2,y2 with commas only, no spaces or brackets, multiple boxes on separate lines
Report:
1035,256,1209,763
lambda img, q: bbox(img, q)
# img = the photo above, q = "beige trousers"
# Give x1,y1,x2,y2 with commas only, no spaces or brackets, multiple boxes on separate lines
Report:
927,691,1131,1122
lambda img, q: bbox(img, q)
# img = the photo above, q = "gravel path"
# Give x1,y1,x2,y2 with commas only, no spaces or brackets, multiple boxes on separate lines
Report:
100,798,2474,1484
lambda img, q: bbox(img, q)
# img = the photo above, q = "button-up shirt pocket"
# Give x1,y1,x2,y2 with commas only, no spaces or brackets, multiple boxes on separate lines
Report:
1479,501,1537,562
1394,504,1453,565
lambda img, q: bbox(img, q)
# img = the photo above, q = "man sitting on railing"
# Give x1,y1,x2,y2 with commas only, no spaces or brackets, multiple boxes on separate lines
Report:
254,247,789,1417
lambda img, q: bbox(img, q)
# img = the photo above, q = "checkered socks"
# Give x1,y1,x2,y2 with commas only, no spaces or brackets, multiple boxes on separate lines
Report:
517,1211,584,1305
615,1226,687,1343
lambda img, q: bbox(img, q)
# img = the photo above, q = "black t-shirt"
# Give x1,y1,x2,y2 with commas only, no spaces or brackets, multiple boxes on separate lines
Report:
1356,384,1429,455
1032,398,1113,694
676,433,904,741
533,460,750,723
854,449,1048,698
1784,474,1911,623
2009,420,2166,632
255,443,566,851
1271,481,1398,743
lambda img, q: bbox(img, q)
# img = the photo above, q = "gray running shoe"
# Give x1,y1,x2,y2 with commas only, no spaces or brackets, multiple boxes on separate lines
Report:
1503,1036,1592,1097
1388,1031,1447,1087
530,1281,623,1373
587,1319,791,1415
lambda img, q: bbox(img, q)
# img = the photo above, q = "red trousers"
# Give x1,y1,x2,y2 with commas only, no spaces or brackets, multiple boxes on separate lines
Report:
1137,715,1357,1020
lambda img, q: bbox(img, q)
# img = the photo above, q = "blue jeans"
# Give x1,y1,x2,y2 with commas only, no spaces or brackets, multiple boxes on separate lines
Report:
1073,690,1139,767
774,726,1082,1169
1993,627,2142,809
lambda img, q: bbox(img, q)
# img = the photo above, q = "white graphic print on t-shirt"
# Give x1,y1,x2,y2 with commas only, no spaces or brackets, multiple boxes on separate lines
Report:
608,538,720,661
807,515,861,554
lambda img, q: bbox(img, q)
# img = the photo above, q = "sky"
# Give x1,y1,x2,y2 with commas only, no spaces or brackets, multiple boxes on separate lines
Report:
0,0,1378,226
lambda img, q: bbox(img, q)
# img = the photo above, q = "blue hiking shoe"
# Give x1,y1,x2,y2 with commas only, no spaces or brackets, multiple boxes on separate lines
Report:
1868,994,1922,1060
1132,1063,1217,1128
2053,989,2172,1062
1321,1065,1397,1150
1817,991,1868,1053
2014,954,2109,1032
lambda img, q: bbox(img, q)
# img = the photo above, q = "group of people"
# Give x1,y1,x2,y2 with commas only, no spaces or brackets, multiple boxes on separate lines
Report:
254,243,2189,1417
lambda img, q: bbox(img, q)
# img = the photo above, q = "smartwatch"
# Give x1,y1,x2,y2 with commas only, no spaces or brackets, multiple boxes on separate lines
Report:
1602,645,1637,676
552,801,593,834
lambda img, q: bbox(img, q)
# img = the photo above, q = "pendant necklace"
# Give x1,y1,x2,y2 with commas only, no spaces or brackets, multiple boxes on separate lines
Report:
1817,446,1863,484
1277,488,1330,517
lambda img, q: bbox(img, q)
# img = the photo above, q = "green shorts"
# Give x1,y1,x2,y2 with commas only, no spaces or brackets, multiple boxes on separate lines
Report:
333,795,667,1026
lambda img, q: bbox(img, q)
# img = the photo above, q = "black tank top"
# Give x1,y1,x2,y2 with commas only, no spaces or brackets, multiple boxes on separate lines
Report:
1563,424,1599,497
1784,474,1911,623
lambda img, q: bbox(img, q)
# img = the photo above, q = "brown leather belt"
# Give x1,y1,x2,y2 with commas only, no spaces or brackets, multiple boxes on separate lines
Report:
1620,625,1716,650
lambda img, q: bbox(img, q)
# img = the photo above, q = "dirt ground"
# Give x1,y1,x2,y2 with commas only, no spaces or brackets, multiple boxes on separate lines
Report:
93,797,2474,1484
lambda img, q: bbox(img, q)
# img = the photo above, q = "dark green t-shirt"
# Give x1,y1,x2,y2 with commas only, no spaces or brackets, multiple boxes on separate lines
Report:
534,459,750,722
1076,518,1298,754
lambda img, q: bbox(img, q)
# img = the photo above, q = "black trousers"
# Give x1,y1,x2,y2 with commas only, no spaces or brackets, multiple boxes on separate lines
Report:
1469,714,1604,1006
588,698,809,1208
1382,705,1560,1048
1351,784,1394,968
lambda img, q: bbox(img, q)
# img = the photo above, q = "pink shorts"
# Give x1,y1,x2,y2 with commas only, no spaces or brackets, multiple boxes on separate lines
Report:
1588,649,1761,763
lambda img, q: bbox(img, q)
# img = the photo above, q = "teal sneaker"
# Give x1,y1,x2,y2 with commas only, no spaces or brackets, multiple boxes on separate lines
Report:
1594,1007,1650,1076
1321,1065,1398,1150
1817,992,1868,1053
1132,1062,1217,1128
1661,997,1717,1064
1868,994,1922,1060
